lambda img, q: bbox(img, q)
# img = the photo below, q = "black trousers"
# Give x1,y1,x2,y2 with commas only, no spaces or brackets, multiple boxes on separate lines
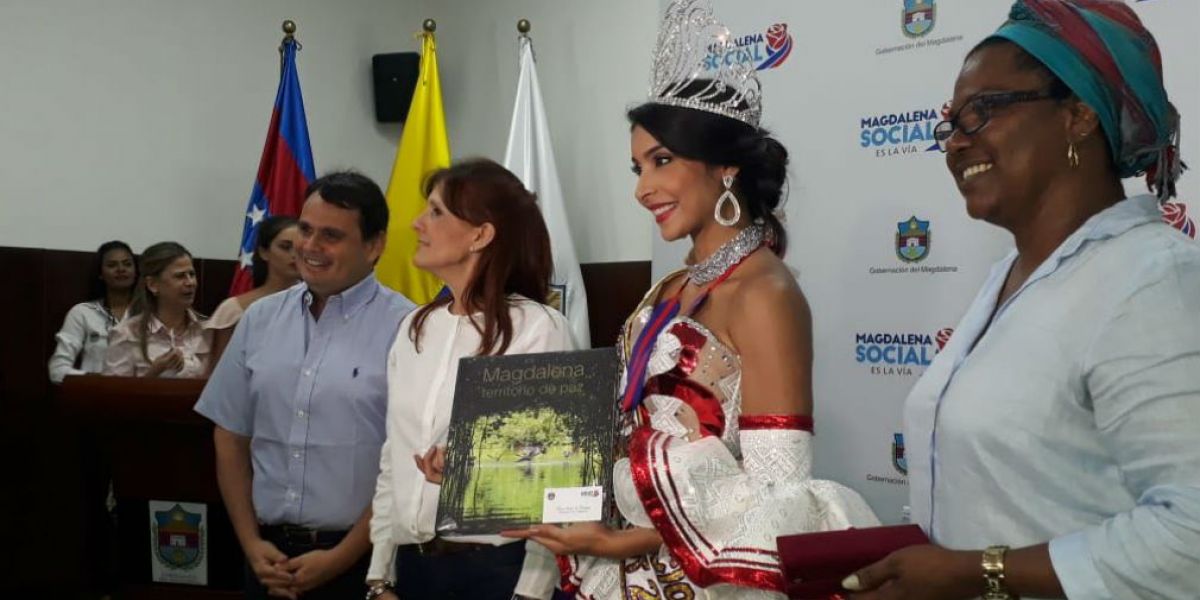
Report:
244,526,370,600
394,541,525,600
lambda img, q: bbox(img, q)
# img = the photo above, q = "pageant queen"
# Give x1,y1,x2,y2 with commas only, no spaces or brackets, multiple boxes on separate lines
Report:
506,2,879,598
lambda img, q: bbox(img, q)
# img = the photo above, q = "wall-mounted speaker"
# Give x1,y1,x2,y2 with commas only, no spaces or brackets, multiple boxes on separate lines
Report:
372,52,419,123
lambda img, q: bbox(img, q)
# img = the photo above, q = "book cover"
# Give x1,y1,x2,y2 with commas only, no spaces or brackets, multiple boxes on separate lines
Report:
435,348,620,536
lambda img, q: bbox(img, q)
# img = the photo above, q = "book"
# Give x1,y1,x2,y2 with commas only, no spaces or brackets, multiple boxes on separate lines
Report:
435,348,620,536
776,524,930,598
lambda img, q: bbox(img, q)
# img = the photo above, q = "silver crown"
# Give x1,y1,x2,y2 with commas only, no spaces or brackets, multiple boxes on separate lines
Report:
649,0,763,128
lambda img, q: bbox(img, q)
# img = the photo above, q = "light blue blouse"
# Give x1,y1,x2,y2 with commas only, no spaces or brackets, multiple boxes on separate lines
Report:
905,195,1200,599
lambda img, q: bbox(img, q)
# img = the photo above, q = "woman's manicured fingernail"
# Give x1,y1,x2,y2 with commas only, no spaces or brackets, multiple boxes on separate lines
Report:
841,574,862,591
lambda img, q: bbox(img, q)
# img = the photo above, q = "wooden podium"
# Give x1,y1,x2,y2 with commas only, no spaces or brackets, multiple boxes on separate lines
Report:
59,375,243,600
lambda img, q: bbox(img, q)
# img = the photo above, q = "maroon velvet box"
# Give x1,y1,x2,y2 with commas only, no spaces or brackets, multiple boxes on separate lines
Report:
777,524,930,599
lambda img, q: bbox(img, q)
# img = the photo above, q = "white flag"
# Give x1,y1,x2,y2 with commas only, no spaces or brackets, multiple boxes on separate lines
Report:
504,36,591,347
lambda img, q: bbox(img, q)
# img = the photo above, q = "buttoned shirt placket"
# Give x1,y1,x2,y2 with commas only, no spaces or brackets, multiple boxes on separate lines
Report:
406,314,465,539
284,293,345,523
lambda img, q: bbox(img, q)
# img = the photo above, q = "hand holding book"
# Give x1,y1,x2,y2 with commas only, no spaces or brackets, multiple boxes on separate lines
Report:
412,445,446,484
776,524,931,599
837,544,982,600
501,524,661,559
434,349,620,536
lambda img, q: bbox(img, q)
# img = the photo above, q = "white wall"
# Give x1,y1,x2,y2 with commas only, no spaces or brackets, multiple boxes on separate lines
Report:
0,0,658,264
412,0,657,263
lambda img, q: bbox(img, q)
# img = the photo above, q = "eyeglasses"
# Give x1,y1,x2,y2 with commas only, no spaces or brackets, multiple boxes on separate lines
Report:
933,89,1068,152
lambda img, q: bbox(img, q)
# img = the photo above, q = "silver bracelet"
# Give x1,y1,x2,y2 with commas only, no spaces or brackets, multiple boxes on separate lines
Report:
365,580,394,600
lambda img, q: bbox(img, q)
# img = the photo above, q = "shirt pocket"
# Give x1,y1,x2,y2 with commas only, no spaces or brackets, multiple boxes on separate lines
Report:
350,364,389,445
85,331,108,352
296,363,383,447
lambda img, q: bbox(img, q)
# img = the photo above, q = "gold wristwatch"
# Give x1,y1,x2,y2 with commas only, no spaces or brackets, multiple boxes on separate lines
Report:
981,545,1014,599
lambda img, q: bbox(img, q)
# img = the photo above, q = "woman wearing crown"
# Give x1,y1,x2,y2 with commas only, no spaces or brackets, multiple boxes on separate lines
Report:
504,2,879,598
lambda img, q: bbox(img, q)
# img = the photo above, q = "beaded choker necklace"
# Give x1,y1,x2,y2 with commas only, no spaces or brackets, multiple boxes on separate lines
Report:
686,224,766,285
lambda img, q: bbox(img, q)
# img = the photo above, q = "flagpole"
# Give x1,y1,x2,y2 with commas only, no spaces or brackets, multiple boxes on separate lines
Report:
375,15,451,303
503,17,591,346
279,20,300,73
516,19,535,62
418,19,436,87
229,17,315,296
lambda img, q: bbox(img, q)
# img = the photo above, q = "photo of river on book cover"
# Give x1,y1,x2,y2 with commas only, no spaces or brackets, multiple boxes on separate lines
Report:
435,348,620,536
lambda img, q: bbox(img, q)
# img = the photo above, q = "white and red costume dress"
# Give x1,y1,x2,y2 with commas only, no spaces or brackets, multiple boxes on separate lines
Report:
558,272,879,599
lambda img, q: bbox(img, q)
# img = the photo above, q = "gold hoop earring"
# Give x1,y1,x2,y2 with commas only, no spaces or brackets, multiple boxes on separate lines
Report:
1067,142,1080,168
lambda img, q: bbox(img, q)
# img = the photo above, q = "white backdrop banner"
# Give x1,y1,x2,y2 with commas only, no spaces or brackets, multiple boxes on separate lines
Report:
651,0,1199,523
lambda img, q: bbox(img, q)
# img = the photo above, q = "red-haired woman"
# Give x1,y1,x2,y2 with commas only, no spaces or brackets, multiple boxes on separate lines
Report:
365,158,576,600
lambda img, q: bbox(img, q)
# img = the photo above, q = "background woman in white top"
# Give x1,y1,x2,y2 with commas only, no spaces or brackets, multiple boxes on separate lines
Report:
205,215,300,370
366,158,574,600
47,239,138,596
48,240,137,383
104,241,211,378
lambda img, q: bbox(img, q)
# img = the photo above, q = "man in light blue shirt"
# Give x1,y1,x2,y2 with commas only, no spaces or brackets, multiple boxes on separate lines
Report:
196,172,414,600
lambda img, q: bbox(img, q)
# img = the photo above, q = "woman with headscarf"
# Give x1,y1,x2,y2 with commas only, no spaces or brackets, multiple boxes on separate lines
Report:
845,1,1199,599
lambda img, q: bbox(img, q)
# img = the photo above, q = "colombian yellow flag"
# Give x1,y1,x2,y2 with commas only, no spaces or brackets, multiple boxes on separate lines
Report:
375,31,449,304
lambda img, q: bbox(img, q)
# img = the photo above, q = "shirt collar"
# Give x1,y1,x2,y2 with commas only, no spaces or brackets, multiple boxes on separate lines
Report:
147,309,203,334
302,273,380,320
986,194,1162,316
1036,194,1162,276
86,300,118,323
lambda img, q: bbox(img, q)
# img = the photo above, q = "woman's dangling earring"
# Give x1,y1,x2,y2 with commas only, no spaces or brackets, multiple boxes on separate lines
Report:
714,174,741,227
1067,141,1080,168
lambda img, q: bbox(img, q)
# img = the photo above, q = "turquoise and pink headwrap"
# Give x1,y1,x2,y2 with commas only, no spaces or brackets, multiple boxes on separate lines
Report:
988,0,1184,199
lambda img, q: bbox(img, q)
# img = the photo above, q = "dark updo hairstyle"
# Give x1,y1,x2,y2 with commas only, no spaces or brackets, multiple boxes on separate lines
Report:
408,158,553,356
628,80,790,256
88,240,138,301
251,215,299,287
